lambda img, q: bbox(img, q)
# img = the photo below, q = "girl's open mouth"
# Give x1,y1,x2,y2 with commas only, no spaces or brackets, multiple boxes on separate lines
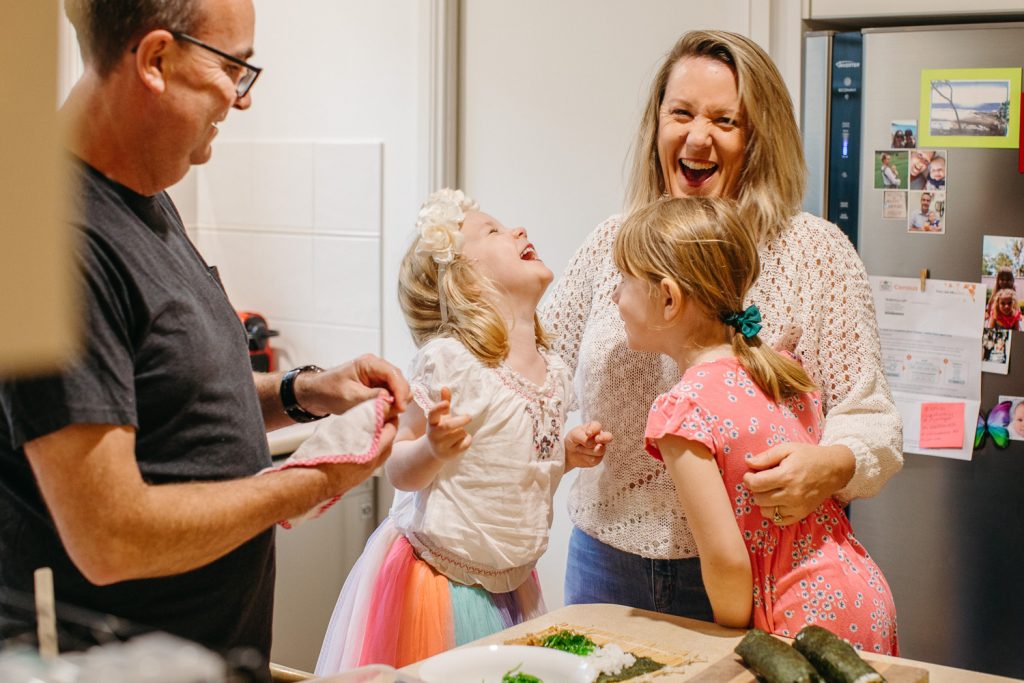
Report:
520,244,538,260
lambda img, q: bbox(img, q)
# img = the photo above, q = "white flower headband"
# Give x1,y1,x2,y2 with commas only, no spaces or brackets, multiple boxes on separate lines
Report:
415,188,479,324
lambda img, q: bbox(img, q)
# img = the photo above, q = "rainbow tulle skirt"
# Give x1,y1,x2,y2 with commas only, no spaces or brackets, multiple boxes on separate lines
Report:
315,518,546,675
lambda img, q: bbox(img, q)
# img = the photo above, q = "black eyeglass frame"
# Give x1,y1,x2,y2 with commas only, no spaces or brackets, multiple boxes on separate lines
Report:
170,31,262,98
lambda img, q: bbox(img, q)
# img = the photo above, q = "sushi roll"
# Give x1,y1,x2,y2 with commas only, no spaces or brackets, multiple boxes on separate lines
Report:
793,625,885,683
734,629,824,683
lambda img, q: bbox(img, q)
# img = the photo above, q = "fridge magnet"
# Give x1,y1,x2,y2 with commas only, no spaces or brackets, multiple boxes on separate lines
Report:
981,235,1024,330
907,149,943,189
882,190,907,219
890,120,917,149
874,150,908,189
919,67,1021,148
908,190,945,234
998,395,1024,442
975,400,1012,449
982,328,1011,375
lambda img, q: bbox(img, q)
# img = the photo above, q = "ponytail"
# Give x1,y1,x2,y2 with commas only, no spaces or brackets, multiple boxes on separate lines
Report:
729,334,817,403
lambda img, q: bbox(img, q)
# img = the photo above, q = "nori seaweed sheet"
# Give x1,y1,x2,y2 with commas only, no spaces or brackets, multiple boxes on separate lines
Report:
595,655,664,683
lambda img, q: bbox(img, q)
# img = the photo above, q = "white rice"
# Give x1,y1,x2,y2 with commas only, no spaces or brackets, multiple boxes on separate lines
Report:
585,643,636,676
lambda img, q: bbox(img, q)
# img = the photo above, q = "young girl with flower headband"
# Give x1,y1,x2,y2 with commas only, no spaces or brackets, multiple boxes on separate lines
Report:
614,197,898,654
315,189,612,673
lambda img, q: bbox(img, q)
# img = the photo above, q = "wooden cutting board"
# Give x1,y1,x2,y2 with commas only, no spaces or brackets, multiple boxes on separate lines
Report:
689,651,929,682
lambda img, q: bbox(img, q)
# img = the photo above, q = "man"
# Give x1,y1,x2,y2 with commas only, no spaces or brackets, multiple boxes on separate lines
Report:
0,1,408,679
909,192,933,231
879,152,900,188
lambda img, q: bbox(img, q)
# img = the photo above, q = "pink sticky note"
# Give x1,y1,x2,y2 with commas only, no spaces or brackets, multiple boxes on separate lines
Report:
919,402,965,449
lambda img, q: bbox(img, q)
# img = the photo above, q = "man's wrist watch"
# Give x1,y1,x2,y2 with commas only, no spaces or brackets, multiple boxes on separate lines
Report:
280,365,329,423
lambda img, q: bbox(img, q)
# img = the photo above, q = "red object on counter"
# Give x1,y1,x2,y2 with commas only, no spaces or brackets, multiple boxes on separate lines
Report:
237,311,279,372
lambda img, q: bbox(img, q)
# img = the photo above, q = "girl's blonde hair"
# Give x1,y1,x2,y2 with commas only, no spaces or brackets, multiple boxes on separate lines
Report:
614,197,816,402
995,287,1019,306
625,30,805,244
398,192,549,366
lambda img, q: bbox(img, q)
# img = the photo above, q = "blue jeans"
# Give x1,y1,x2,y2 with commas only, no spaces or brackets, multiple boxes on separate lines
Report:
563,527,714,622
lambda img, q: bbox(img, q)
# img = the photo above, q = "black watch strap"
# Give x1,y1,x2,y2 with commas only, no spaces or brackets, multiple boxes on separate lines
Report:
280,365,329,423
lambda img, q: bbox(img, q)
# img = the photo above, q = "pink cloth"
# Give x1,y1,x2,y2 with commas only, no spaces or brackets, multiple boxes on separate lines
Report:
261,394,391,528
644,356,898,655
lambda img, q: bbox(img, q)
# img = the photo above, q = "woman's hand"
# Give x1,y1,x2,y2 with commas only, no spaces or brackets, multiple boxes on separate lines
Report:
564,421,613,472
424,386,472,462
742,443,855,525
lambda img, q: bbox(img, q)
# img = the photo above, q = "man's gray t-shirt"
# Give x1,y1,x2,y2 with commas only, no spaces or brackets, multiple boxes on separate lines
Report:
0,161,275,674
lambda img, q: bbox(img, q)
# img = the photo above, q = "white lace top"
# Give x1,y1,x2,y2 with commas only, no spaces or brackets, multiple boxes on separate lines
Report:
390,337,575,591
541,212,903,559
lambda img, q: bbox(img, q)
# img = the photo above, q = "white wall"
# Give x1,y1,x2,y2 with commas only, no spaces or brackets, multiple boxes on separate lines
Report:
183,0,425,376
457,0,804,608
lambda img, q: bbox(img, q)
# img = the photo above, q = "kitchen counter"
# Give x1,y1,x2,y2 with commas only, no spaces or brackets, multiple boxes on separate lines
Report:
399,603,1021,682
268,422,318,457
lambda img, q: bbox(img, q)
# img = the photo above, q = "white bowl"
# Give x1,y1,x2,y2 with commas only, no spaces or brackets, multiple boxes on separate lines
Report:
418,644,595,683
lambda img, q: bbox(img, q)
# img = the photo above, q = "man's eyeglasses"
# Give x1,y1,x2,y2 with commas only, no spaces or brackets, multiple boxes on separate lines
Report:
171,31,262,99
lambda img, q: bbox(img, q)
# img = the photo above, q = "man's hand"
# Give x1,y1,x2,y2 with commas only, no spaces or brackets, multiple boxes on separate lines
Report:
318,412,400,497
299,354,410,420
742,442,855,525
564,421,613,471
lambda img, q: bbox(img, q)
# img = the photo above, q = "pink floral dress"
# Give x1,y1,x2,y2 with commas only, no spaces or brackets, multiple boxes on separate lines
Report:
644,357,899,655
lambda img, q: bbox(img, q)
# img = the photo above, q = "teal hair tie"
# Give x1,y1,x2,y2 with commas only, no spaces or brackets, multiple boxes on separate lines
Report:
721,304,762,339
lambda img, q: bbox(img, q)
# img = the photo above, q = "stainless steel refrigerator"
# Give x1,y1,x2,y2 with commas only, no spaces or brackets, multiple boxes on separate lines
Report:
803,24,1024,678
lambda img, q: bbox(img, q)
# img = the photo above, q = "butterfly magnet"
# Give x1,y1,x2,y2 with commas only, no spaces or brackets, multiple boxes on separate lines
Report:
975,401,1012,450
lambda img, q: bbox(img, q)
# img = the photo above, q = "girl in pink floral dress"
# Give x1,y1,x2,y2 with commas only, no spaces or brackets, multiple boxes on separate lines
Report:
613,197,898,654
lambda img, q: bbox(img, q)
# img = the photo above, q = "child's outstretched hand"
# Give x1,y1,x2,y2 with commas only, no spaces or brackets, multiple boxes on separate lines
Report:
425,386,473,462
565,421,613,471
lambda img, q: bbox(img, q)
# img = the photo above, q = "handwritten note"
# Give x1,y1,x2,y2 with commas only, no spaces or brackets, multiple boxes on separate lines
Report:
883,190,907,219
919,402,965,448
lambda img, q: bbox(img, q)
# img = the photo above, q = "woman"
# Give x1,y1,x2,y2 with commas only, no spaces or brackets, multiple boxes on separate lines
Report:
542,30,903,620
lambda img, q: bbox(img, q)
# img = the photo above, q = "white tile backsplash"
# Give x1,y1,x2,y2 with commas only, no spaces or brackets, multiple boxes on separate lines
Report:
189,139,384,367
251,142,314,230
197,142,254,227
272,321,381,369
312,235,381,328
313,141,382,235
167,169,198,226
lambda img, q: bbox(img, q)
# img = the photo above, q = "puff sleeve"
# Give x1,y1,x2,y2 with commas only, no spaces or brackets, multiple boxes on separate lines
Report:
644,391,720,462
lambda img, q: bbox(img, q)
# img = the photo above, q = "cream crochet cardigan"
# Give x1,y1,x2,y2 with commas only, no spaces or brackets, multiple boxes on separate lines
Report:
542,212,903,559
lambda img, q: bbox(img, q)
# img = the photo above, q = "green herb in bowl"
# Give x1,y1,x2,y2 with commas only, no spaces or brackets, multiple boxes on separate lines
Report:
501,664,543,683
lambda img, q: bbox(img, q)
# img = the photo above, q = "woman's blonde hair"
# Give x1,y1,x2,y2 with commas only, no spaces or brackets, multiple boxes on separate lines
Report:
614,197,816,401
398,193,549,366
625,30,805,243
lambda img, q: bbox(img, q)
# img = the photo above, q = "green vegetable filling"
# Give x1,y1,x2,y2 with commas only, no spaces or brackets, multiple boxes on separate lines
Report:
541,630,597,655
536,629,666,682
501,664,542,683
